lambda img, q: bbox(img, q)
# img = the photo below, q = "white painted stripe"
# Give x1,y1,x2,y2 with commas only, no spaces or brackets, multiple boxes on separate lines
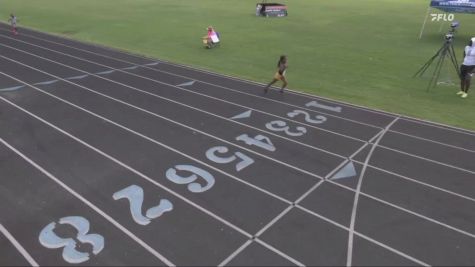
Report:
0,224,39,267
0,48,329,184
0,62,453,267
359,163,475,204
346,117,400,267
375,144,475,175
4,34,473,173
3,47,475,244
9,32,473,176
0,33,371,144
0,86,306,266
0,74,262,238
296,206,429,266
389,129,475,154
217,240,253,267
0,139,175,267
254,239,305,267
3,26,475,139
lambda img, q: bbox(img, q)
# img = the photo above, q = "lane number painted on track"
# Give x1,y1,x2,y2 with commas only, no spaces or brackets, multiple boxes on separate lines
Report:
206,146,255,172
236,134,276,152
166,165,215,193
287,110,327,124
306,100,342,113
39,216,104,264
113,185,173,226
265,120,307,137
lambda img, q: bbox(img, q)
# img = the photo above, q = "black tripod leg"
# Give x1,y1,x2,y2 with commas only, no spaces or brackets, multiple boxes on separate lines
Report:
414,45,445,77
427,49,447,91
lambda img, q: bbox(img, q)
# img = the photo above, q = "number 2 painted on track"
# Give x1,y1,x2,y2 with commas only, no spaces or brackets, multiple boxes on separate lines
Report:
287,110,327,124
113,185,173,226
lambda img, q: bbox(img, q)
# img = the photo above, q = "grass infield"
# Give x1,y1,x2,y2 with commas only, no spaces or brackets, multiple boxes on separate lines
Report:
1,0,474,130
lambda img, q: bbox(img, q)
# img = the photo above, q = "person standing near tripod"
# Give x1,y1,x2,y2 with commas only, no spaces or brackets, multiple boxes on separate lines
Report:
458,37,475,98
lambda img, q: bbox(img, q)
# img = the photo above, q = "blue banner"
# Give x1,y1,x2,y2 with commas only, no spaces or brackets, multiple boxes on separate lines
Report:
431,0,475,13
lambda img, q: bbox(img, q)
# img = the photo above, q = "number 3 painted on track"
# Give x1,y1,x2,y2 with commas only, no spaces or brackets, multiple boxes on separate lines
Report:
39,216,104,264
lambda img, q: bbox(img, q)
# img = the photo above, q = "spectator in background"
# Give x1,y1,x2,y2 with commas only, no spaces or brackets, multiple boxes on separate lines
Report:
202,26,220,49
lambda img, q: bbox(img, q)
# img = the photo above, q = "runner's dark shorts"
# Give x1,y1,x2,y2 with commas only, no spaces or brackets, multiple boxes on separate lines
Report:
460,64,475,79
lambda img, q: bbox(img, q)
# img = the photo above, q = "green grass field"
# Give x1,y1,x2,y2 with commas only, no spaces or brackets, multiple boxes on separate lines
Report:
1,0,474,130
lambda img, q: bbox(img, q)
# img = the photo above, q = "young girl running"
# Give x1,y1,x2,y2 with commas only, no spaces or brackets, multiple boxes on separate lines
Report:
264,55,288,93
8,14,18,35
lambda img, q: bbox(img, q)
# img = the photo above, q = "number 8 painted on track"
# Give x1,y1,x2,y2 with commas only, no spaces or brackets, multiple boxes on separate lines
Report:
39,216,104,264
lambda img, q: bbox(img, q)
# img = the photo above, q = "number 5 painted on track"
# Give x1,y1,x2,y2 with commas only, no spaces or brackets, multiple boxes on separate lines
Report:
206,146,255,171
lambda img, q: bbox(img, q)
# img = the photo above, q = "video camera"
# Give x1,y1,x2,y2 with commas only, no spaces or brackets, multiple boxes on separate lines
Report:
445,21,460,42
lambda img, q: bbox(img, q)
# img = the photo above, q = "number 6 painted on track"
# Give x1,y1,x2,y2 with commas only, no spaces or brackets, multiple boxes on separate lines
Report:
166,165,215,193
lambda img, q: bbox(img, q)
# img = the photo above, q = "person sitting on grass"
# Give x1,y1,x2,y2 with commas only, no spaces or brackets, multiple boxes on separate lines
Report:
202,26,220,49
458,37,475,98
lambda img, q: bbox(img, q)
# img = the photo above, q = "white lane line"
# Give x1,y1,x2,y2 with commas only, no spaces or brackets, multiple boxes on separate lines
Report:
226,135,376,267
373,144,475,175
0,32,374,144
296,206,429,267
346,117,400,267
0,41,362,159
5,35,473,175
0,94,306,267
359,163,475,204
2,27,475,140
12,27,392,120
0,69,291,227
0,138,175,267
217,239,253,267
0,48,335,183
0,224,39,267
297,129,382,204
389,129,475,154
254,239,306,267
333,177,475,240
4,51,475,243
401,116,475,137
0,55,309,204
0,72,452,267
0,94,253,240
4,35,473,174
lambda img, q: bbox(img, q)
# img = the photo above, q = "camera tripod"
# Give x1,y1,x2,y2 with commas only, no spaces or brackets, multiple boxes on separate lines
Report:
414,38,460,91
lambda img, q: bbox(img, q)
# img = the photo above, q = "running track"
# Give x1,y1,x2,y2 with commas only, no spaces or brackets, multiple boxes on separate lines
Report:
1,23,475,266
